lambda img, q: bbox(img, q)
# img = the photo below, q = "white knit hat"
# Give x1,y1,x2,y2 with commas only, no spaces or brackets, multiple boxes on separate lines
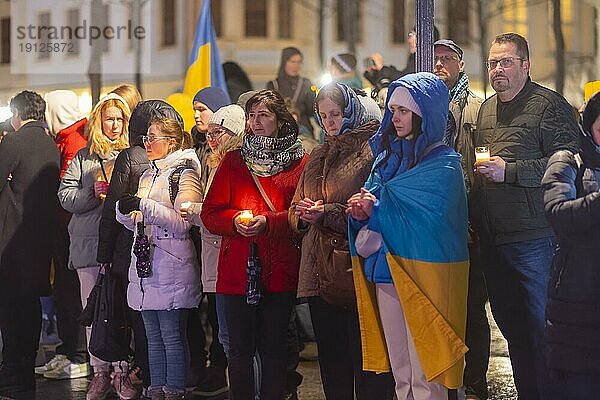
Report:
387,86,422,117
208,104,246,136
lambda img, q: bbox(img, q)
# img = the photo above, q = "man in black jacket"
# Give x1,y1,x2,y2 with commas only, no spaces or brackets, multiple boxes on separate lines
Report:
471,33,579,400
0,91,60,395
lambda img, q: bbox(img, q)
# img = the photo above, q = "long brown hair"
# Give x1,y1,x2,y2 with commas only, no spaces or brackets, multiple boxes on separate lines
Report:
245,90,298,137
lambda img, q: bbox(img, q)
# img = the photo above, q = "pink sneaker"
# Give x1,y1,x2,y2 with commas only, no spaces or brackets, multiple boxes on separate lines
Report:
113,371,141,400
87,371,112,400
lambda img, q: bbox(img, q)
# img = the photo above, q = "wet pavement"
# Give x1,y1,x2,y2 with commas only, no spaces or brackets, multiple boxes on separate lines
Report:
2,304,517,400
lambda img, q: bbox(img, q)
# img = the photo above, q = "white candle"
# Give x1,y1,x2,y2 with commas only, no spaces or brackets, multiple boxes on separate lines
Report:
475,146,490,162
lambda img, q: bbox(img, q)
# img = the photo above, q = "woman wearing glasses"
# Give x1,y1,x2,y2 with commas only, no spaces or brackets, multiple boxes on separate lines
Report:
116,116,202,400
179,104,246,355
201,90,307,400
57,93,131,400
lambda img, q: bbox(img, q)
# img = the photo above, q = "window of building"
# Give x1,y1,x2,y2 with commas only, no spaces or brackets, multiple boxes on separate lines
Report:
38,12,51,60
447,0,469,45
1,17,9,64
392,0,405,44
502,0,528,38
245,0,267,37
278,0,292,39
66,9,80,56
162,0,176,46
336,0,361,42
211,0,222,37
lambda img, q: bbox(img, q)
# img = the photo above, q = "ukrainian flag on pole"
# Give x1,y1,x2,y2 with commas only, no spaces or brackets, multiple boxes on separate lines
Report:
183,0,230,102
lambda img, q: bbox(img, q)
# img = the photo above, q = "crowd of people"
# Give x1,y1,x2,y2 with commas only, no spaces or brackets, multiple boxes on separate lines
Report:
0,30,598,400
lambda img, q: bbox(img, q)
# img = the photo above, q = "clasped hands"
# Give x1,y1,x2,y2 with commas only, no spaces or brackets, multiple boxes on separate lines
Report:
346,188,376,221
234,213,267,237
294,198,324,225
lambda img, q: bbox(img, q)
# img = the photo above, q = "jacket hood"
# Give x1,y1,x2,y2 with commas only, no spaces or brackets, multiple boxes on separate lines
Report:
45,90,84,136
581,92,600,167
128,100,184,147
369,72,449,162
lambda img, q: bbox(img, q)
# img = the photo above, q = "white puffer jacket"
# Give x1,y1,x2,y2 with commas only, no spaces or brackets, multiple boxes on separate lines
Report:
116,148,202,311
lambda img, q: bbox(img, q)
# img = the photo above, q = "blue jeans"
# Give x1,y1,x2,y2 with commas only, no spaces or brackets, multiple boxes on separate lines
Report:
483,237,555,400
141,309,189,391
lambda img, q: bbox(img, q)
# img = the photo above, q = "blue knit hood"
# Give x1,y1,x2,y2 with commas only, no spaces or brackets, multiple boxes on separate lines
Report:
369,72,449,163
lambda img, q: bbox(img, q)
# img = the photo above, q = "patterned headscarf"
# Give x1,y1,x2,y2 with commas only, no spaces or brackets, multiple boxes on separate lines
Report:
315,82,368,136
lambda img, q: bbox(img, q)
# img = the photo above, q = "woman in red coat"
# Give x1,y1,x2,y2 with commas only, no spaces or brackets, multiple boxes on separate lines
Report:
201,90,307,400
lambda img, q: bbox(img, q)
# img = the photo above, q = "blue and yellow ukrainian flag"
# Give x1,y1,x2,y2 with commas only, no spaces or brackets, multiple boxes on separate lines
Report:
183,0,230,102
349,153,470,389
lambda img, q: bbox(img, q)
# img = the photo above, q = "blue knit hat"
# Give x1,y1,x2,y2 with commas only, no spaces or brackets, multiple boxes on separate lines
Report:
192,87,229,112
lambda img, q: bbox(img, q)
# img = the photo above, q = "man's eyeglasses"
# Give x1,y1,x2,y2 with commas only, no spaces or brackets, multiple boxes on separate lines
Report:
434,55,459,64
142,135,170,145
485,57,527,70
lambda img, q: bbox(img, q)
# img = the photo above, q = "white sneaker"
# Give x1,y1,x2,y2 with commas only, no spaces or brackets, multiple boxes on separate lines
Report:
43,360,91,379
35,354,67,375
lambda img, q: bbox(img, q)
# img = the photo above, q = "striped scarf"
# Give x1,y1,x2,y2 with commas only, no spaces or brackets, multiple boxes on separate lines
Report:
444,73,470,146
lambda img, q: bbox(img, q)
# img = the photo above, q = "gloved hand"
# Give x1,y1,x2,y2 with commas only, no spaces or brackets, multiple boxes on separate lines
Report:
118,194,141,214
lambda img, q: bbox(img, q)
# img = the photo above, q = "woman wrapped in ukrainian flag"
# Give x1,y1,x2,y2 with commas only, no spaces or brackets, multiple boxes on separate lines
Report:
347,72,470,400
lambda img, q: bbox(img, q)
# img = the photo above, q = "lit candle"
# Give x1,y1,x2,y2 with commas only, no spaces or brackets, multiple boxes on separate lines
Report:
239,210,254,225
475,146,490,162
180,201,192,211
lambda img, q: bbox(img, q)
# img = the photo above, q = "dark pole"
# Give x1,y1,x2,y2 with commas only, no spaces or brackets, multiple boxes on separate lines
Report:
478,0,489,96
552,0,565,95
415,0,434,73
319,0,325,68
132,0,143,97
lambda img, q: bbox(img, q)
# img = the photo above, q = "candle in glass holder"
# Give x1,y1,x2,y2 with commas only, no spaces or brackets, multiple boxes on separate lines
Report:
475,146,490,162
97,177,107,200
239,210,254,225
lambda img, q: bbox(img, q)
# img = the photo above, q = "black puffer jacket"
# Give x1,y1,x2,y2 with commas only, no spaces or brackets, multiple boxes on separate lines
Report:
470,79,579,244
96,100,183,274
542,103,600,375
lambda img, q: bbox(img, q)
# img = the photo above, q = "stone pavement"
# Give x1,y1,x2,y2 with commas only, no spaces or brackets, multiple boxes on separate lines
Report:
2,305,517,400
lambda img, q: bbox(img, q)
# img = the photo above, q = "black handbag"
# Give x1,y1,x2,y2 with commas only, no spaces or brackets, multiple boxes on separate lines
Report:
78,269,104,327
88,265,132,361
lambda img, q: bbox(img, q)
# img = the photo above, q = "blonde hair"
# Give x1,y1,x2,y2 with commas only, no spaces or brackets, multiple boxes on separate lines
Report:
150,117,193,152
85,98,130,158
111,84,142,112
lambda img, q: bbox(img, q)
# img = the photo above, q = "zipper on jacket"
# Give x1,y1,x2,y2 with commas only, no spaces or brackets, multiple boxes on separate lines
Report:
152,243,183,261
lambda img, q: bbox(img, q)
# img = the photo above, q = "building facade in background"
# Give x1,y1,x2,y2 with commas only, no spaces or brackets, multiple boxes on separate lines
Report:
0,0,598,115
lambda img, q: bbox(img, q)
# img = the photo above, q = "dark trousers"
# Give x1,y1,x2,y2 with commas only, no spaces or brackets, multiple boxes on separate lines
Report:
224,292,294,400
0,294,41,368
483,237,555,400
188,293,228,382
52,226,88,364
308,296,395,400
463,242,490,399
